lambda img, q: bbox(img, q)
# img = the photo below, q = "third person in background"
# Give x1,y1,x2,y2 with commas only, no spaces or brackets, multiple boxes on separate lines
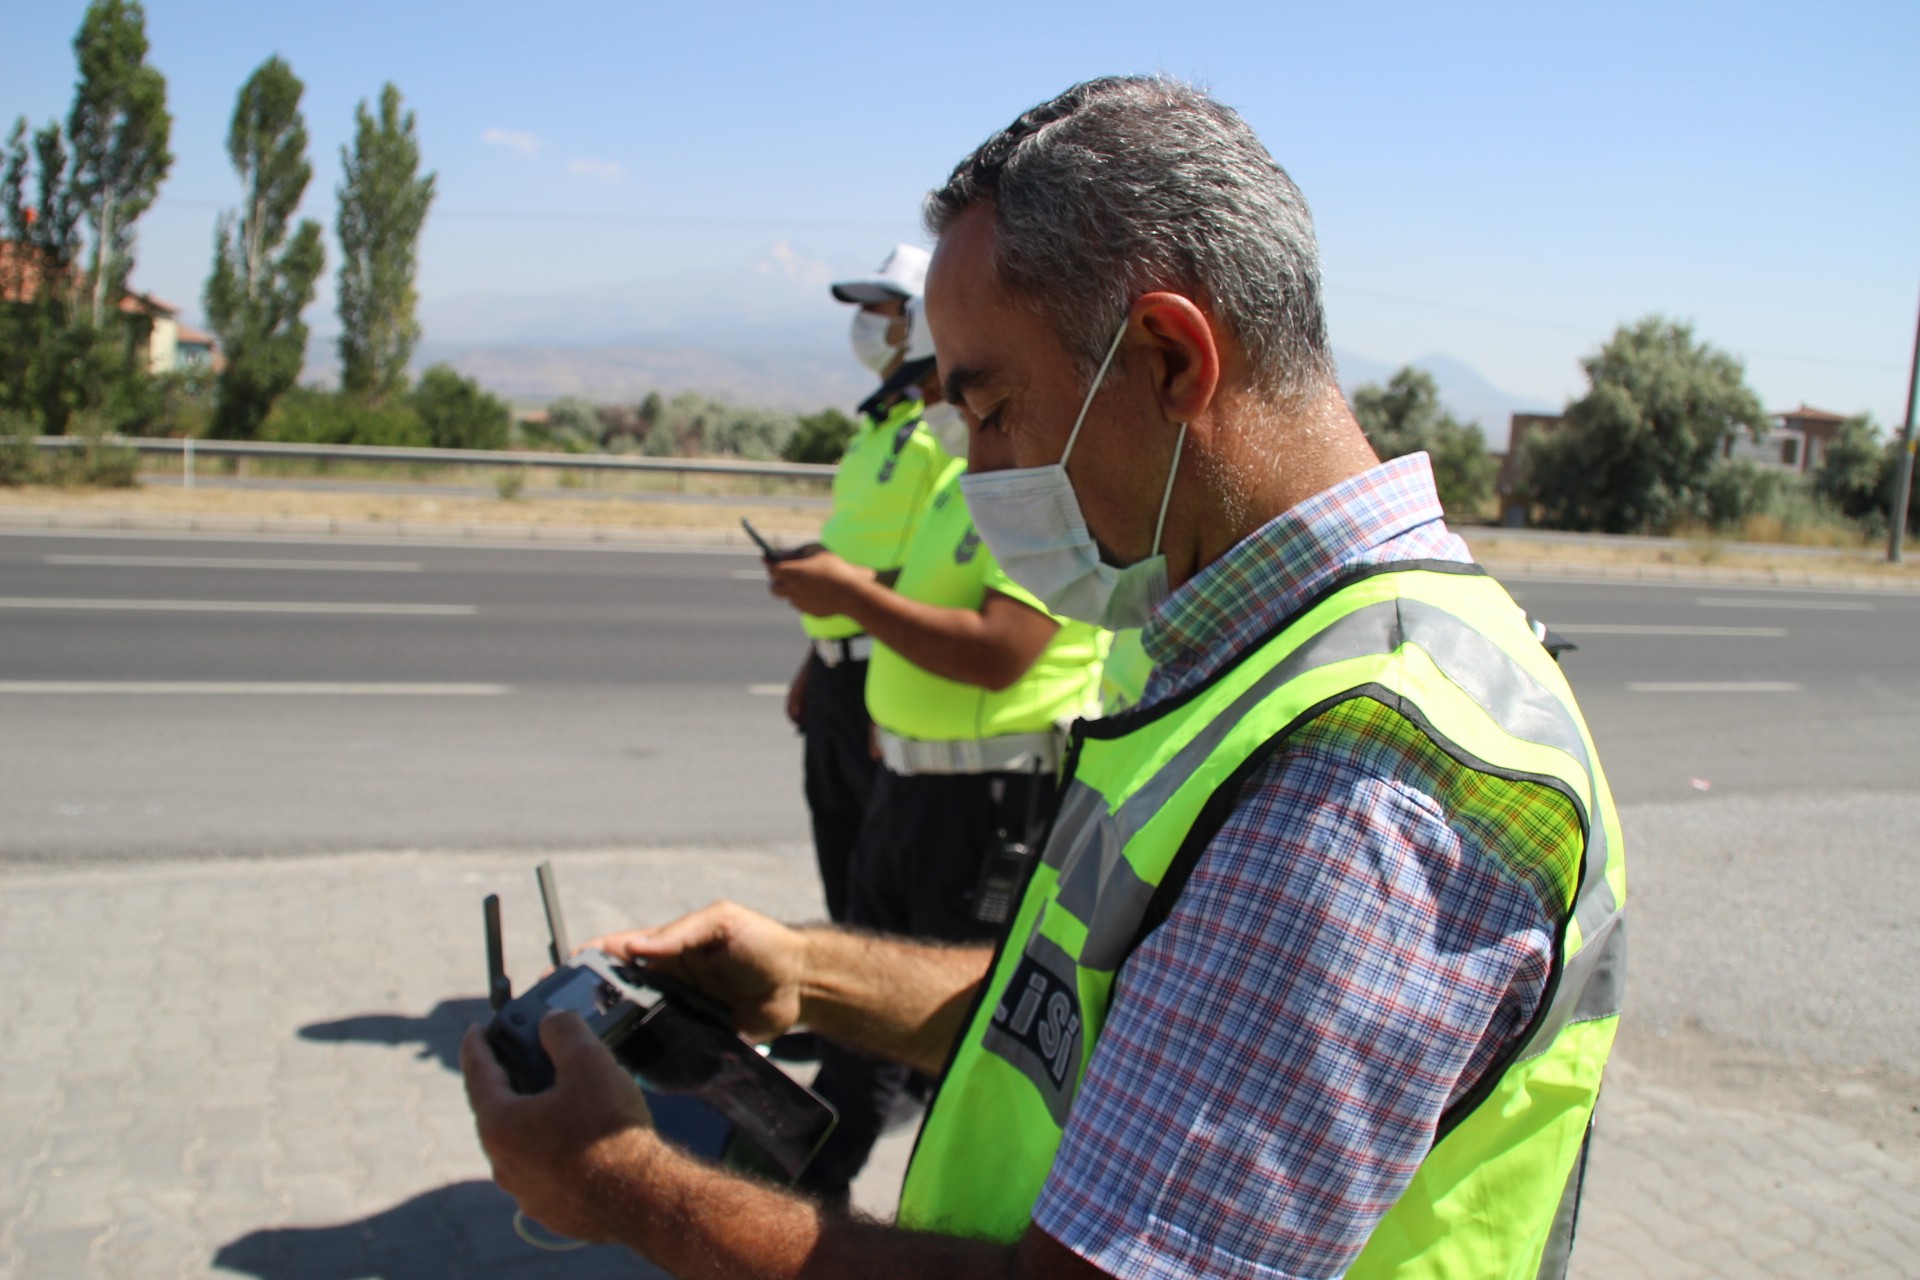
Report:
785,245,953,924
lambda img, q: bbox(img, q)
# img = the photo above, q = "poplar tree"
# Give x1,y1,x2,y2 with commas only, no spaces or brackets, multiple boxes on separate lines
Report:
205,57,324,439
1,116,94,429
65,0,172,327
335,84,434,404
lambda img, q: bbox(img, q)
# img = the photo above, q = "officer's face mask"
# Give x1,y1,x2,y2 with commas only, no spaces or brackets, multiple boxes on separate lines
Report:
959,318,1187,632
921,401,969,457
849,308,900,374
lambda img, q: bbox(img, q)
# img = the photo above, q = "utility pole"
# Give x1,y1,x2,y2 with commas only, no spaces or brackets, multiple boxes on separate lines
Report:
1890,285,1920,564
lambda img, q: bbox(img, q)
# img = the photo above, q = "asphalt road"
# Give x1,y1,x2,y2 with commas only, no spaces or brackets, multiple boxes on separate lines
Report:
0,528,815,862
4,527,1918,1088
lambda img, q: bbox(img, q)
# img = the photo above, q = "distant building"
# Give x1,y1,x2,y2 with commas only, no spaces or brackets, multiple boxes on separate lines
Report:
174,324,219,374
1,238,217,376
1724,404,1848,475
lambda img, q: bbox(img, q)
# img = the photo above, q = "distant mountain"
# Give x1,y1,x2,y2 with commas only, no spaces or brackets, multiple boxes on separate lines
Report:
300,242,1556,436
1337,350,1556,452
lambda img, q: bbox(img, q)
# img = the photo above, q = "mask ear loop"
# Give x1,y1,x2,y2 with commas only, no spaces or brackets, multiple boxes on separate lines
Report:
1059,319,1132,466
1149,421,1189,557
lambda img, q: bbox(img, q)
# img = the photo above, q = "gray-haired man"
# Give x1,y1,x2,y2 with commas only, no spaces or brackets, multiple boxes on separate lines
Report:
464,75,1623,1280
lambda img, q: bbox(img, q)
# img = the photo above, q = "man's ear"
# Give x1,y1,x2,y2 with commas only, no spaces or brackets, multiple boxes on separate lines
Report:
1131,292,1220,426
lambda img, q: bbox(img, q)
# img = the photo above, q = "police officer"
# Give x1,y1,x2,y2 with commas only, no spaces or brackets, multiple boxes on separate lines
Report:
785,245,953,924
766,302,1104,1200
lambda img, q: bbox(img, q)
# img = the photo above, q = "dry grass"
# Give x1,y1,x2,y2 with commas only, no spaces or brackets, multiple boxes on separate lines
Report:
1461,530,1918,583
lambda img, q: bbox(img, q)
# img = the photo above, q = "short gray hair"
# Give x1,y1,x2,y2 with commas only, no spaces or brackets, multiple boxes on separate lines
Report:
925,75,1334,401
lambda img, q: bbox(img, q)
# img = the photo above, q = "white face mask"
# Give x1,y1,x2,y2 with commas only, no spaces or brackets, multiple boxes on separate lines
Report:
921,401,969,456
960,319,1187,631
849,309,899,374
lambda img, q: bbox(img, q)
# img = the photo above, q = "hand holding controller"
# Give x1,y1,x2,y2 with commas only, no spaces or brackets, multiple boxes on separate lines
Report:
481,866,837,1181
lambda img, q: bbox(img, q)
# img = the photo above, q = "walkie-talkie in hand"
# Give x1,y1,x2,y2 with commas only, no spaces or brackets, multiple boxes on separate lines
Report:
482,863,838,1181
741,518,822,563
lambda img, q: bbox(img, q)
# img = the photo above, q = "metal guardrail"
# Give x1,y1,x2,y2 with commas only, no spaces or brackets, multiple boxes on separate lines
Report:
30,435,837,484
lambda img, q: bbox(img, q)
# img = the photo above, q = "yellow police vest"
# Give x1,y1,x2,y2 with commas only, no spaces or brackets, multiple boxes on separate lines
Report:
804,399,952,641
1097,629,1153,715
865,463,1104,742
898,563,1625,1279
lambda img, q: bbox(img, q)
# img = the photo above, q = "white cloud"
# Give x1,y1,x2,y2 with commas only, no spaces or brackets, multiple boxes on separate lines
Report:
566,157,627,183
481,127,542,159
752,239,832,287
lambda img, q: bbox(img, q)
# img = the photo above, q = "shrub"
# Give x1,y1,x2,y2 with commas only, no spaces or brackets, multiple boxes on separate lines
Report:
40,420,141,489
1700,459,1792,530
782,409,859,464
410,365,510,451
262,387,429,447
0,416,38,485
529,397,604,452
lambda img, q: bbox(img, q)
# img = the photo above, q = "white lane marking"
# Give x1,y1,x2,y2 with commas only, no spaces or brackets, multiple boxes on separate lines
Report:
1695,596,1874,611
730,569,769,580
746,684,787,696
0,597,474,615
1489,569,1896,598
45,554,424,572
0,681,511,695
1549,623,1786,637
1627,681,1803,694
0,525,766,556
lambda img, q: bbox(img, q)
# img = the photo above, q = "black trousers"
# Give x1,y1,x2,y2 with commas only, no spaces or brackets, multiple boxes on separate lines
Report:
800,651,878,923
800,765,1057,1199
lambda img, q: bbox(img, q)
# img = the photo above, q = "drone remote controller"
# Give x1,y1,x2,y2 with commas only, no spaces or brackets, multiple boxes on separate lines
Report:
482,864,837,1181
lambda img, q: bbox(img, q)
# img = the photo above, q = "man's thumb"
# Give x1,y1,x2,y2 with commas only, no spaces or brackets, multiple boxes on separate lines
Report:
537,1009,601,1069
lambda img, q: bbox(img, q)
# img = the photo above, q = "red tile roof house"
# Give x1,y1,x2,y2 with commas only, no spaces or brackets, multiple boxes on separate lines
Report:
1,236,217,376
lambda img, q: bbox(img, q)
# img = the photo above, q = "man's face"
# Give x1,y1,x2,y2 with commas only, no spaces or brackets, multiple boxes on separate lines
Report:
923,204,1168,566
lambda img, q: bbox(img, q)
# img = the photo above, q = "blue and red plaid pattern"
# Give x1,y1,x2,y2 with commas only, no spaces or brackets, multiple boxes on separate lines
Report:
1032,454,1557,1279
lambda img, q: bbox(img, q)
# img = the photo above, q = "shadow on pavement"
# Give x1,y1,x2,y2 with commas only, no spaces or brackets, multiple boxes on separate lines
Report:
299,997,492,1072
213,1180,665,1278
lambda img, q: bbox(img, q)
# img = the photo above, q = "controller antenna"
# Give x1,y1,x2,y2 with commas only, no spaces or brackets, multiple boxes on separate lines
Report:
537,861,571,970
484,894,511,1011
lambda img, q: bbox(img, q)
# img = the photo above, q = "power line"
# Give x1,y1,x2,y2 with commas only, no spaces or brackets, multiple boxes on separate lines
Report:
150,198,906,233
1337,283,1904,373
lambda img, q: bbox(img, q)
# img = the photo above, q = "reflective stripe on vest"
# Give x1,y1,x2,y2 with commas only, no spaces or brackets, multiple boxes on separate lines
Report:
898,563,1626,1279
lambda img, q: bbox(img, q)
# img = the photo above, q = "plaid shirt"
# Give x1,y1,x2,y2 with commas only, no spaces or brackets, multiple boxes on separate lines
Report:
1032,454,1557,1280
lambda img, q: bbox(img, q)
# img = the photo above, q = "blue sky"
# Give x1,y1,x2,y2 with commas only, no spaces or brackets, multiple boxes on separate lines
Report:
4,0,1917,429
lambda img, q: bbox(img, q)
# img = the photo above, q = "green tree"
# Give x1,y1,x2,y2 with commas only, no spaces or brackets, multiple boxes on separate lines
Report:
1812,413,1890,523
1527,316,1768,534
781,407,858,464
2,112,124,433
204,57,324,440
410,365,508,450
335,83,434,405
1350,366,1496,513
539,396,604,451
65,0,172,327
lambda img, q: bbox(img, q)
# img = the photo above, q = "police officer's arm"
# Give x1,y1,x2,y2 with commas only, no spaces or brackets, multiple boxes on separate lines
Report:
461,1013,1117,1280
768,552,1055,692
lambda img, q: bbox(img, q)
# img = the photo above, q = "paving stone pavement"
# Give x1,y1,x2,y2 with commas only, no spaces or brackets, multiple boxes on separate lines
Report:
1,848,1914,1279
